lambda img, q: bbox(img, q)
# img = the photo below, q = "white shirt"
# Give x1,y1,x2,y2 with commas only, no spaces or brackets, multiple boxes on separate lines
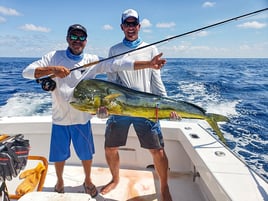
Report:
22,50,134,125
107,41,167,96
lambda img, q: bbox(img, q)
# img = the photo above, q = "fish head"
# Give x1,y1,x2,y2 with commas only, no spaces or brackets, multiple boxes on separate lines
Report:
70,94,102,113
70,85,123,115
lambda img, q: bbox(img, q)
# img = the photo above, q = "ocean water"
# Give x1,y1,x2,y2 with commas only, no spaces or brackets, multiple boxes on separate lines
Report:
0,57,267,181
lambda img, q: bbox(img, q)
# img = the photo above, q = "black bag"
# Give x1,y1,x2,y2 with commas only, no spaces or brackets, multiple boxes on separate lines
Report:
0,134,29,181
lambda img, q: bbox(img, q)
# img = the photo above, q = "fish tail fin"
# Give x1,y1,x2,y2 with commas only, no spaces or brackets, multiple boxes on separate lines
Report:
207,113,229,122
205,116,227,144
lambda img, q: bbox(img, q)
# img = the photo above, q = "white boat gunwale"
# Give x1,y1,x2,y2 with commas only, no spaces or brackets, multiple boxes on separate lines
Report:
0,115,267,201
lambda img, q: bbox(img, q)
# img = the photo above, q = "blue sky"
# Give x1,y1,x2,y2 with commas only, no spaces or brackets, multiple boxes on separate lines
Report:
0,0,267,58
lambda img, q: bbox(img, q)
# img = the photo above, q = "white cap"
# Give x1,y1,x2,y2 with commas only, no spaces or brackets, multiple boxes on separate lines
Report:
121,9,139,23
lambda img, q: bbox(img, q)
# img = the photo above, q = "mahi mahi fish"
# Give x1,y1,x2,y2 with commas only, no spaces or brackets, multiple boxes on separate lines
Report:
70,79,229,143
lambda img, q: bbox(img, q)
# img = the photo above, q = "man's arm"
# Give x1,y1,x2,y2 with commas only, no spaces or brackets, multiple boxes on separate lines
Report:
133,53,166,70
29,52,166,79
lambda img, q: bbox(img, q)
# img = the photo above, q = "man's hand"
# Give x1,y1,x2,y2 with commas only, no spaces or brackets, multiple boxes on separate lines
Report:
52,66,70,78
96,106,109,119
35,66,70,78
169,111,181,121
150,53,166,69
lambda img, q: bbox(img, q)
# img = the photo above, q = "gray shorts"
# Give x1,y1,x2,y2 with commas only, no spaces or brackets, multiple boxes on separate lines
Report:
104,115,164,149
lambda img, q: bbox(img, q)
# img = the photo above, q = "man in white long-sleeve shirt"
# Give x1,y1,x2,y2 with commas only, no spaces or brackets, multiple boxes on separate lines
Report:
101,9,172,201
22,24,166,198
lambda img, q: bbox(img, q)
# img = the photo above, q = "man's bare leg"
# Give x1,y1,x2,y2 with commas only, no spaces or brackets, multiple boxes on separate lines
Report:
54,161,65,192
150,149,172,201
82,160,94,186
100,147,120,194
82,160,98,197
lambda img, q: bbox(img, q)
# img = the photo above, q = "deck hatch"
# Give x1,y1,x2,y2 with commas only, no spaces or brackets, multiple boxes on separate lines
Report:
214,151,226,157
189,133,200,139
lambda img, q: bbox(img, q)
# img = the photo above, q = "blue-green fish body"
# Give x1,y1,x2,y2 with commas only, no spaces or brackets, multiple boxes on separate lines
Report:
70,79,228,143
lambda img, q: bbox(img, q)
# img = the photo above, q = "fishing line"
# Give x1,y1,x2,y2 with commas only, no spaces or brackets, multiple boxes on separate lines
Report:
37,8,268,91
70,7,268,70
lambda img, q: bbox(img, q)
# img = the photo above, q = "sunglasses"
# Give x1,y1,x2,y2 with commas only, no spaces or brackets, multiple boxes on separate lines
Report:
69,34,87,41
123,21,139,27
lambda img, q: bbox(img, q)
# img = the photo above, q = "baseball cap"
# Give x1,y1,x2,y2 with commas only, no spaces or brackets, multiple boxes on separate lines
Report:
121,9,139,24
67,24,87,36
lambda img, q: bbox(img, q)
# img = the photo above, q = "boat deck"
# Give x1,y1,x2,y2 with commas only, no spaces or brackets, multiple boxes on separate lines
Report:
9,164,206,201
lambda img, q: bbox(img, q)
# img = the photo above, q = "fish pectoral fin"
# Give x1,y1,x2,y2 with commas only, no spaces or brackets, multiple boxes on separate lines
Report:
104,93,121,101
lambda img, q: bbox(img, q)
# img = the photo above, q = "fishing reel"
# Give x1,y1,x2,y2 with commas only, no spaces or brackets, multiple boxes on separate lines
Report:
36,77,56,91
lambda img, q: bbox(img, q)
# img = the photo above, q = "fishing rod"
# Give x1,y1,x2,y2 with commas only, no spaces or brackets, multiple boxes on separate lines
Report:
37,7,268,91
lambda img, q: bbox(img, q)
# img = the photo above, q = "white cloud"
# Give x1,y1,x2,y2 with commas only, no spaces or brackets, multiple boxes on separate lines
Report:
237,21,266,29
172,44,211,52
160,40,268,58
156,22,176,28
141,18,152,28
194,30,209,37
0,6,20,16
190,46,211,51
143,29,152,33
239,44,251,50
202,2,216,8
103,24,113,30
239,42,268,51
0,16,6,23
19,24,51,32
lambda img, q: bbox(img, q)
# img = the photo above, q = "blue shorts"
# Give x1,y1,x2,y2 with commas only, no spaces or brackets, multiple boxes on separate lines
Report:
105,115,164,149
49,121,95,162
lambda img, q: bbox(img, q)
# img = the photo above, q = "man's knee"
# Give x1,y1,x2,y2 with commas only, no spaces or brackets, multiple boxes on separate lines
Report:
105,146,118,154
149,148,165,157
